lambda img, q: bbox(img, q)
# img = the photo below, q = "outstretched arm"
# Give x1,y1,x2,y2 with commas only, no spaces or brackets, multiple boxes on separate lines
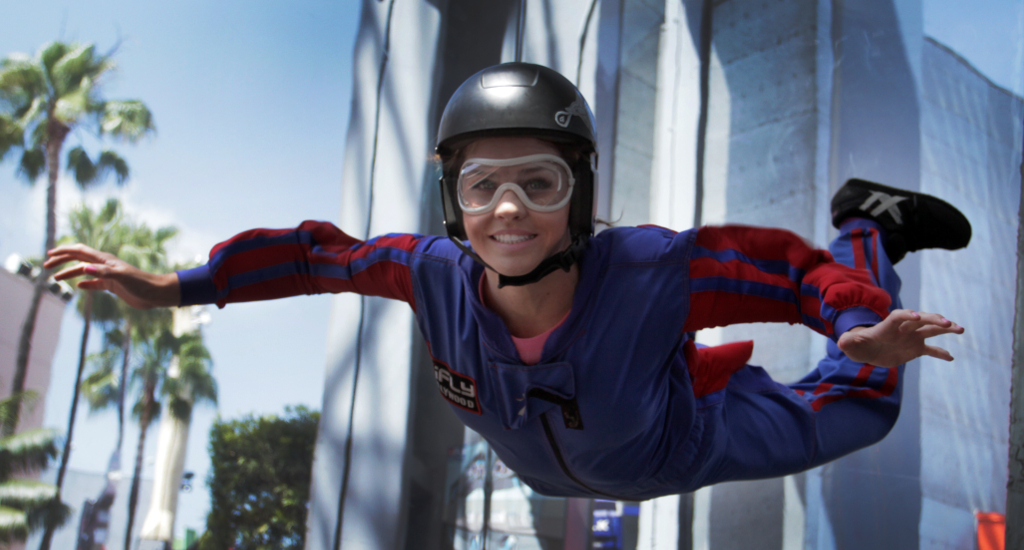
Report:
45,244,180,309
47,220,422,310
682,225,963,367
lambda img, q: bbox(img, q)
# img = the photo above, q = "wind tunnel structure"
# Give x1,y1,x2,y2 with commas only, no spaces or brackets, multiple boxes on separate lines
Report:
307,0,1023,549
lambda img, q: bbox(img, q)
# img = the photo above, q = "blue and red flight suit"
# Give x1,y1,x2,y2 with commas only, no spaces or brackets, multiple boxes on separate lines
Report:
177,218,900,500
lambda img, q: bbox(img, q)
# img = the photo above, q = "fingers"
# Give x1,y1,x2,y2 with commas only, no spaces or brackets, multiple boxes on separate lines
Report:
43,243,110,270
922,344,954,362
76,278,111,291
916,323,965,338
53,262,108,282
890,309,964,334
885,309,920,325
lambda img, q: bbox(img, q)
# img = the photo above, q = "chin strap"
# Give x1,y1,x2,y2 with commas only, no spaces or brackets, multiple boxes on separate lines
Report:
447,235,588,288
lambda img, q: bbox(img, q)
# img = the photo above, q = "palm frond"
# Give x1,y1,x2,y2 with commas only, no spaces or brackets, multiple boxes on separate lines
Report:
16,147,44,183
52,80,91,124
162,334,218,414
18,96,46,127
0,505,28,543
0,392,40,433
154,225,178,244
25,496,70,532
0,114,23,159
0,54,46,101
0,480,57,509
167,396,193,420
38,42,71,75
66,146,97,185
28,121,47,148
97,150,129,185
50,43,102,97
131,398,161,423
100,100,155,142
97,197,122,224
0,428,60,477
82,348,121,411
66,147,131,188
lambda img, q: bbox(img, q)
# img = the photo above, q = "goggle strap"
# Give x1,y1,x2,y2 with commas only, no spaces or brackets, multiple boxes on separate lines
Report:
446,234,587,288
447,236,500,275
497,236,587,287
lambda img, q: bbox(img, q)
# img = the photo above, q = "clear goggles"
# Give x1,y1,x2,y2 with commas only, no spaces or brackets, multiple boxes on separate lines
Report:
457,154,575,214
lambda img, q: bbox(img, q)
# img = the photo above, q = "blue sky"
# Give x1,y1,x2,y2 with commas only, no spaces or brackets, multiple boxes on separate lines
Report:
1,0,360,539
1,0,1021,543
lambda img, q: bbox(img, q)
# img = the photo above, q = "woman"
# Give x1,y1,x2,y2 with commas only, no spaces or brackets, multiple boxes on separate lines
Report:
45,63,969,500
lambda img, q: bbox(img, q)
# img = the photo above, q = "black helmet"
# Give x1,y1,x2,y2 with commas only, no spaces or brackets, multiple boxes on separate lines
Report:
436,62,599,287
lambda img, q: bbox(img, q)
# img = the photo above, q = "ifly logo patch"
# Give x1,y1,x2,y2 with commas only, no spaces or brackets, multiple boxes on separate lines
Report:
434,360,482,415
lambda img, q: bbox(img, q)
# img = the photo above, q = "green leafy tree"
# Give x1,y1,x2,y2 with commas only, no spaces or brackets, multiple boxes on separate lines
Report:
198,407,320,550
0,394,69,544
0,41,155,434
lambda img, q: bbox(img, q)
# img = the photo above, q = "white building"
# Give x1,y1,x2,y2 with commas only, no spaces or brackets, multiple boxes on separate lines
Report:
0,257,70,431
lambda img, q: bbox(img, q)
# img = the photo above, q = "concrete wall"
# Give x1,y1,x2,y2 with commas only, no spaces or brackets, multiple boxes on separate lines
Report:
916,37,1023,548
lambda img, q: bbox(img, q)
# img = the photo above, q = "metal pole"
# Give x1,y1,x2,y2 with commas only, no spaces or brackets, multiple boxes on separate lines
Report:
1006,122,1024,549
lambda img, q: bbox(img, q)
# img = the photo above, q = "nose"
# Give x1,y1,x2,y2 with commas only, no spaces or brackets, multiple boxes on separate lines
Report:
493,189,526,219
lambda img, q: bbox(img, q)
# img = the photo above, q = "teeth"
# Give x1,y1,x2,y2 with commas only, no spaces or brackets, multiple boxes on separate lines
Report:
493,234,536,244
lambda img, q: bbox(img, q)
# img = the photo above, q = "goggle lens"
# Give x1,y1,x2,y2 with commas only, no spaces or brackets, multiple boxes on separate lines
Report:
457,154,574,213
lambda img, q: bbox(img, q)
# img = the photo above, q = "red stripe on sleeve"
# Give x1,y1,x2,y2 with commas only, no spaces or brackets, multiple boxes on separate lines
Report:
210,221,420,308
684,291,802,332
685,226,890,334
807,365,898,411
871,230,880,283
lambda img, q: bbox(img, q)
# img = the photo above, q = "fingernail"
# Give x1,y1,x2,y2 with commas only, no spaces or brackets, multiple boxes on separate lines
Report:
84,266,98,275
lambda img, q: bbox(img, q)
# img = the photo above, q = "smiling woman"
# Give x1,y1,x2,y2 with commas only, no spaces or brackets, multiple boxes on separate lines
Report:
44,61,972,508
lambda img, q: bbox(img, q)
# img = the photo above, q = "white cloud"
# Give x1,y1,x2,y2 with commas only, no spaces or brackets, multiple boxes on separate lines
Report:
1,174,217,268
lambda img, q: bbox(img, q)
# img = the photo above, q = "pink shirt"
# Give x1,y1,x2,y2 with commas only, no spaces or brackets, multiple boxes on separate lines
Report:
480,276,570,365
510,311,571,365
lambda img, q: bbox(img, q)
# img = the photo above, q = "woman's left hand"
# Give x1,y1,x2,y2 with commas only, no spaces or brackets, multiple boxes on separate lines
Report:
837,309,965,368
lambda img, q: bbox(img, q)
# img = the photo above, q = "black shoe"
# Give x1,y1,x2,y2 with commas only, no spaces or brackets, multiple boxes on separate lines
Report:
831,178,971,264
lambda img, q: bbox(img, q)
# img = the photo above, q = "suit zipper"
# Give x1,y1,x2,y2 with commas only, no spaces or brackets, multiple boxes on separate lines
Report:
538,413,633,501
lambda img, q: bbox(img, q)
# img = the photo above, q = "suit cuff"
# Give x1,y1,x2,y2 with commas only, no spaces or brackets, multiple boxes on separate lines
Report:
833,306,883,338
177,265,217,306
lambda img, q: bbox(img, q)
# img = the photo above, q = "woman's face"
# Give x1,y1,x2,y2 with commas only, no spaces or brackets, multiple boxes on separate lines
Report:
460,136,572,277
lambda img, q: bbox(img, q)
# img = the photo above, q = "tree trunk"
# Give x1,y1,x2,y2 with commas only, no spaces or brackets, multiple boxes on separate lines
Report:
117,318,133,452
125,383,154,550
38,293,92,550
6,127,67,436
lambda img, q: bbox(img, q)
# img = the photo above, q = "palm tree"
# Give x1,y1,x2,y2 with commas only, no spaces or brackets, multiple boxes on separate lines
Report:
73,219,177,548
82,324,216,550
123,318,174,550
0,394,69,544
0,41,155,434
80,220,177,480
130,329,216,550
36,199,130,550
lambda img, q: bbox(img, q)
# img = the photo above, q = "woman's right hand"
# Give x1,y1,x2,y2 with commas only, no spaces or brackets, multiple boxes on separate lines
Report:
44,244,181,310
